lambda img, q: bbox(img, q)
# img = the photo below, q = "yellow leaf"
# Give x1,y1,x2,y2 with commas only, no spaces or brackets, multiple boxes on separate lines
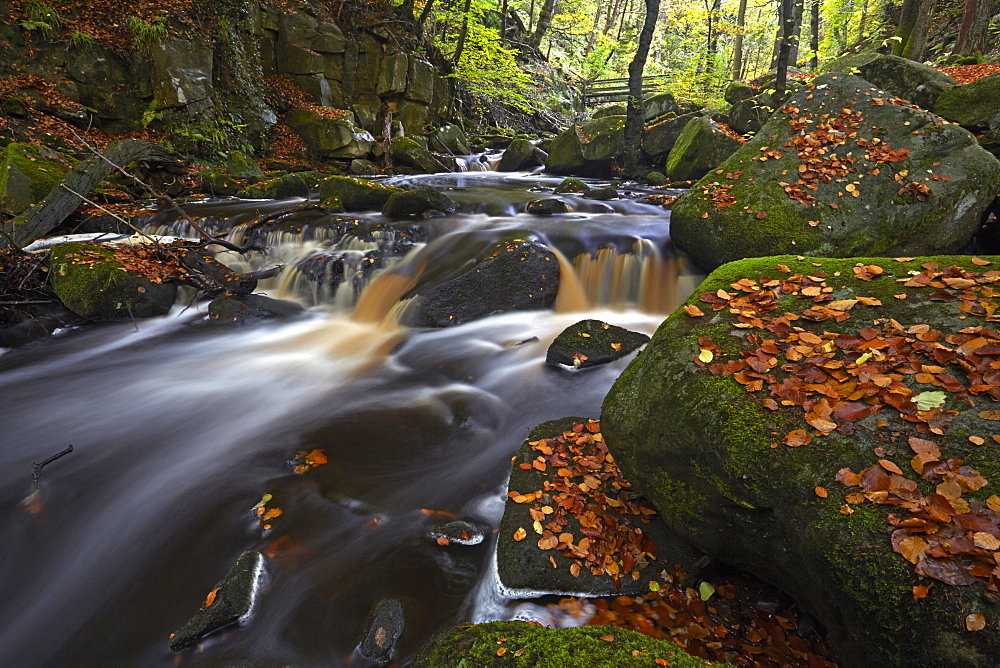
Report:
697,349,714,363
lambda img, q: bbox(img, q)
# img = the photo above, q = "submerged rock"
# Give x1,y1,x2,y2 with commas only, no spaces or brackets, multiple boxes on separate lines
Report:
358,597,405,665
602,254,1000,666
48,242,177,320
207,294,304,325
545,319,649,369
403,239,559,327
670,73,1000,270
496,417,697,597
382,186,456,217
412,621,713,667
170,551,266,651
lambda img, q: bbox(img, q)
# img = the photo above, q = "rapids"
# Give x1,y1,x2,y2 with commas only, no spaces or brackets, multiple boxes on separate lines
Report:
0,172,700,666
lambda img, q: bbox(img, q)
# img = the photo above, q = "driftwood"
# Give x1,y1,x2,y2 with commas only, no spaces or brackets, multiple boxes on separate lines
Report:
1,139,182,249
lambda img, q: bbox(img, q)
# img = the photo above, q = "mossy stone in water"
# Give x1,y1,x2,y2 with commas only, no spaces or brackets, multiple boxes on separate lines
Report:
670,73,1000,270
526,198,568,215
198,168,240,197
545,319,649,369
412,620,716,667
207,294,304,325
496,138,536,171
170,551,265,651
317,175,401,211
390,136,446,173
601,254,1000,666
664,115,742,182
582,186,618,201
553,177,590,194
237,173,310,199
382,186,456,217
48,242,177,320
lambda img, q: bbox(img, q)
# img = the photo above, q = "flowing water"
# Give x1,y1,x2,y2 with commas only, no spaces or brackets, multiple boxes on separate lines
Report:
0,172,700,666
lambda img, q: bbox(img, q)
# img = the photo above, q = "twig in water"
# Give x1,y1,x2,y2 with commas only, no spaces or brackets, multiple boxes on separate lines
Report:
32,444,73,492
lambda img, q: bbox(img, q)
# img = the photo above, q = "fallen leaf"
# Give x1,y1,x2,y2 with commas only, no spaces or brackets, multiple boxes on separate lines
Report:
513,527,527,541
979,410,1000,421
783,429,812,447
815,486,828,498
912,585,930,600
683,304,705,317
600,634,615,641
879,459,903,475
205,587,220,608
972,256,991,266
973,532,1000,550
966,613,986,631
697,349,714,363
375,626,387,646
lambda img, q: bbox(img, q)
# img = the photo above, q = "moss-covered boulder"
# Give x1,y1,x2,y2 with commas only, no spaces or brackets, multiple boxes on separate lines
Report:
592,104,627,119
382,186,456,217
223,150,264,178
602,254,1000,667
526,198,569,215
545,116,625,177
497,138,537,171
824,54,956,110
497,417,696,596
428,124,470,154
934,72,1000,132
170,551,265,651
546,319,650,369
207,294,304,325
553,177,591,194
664,116,742,182
643,91,679,122
642,112,699,159
390,136,447,173
724,80,756,105
284,107,374,159
0,143,73,216
237,173,310,199
671,73,1000,270
727,92,776,136
402,239,559,327
412,621,715,667
197,168,240,197
48,242,178,320
317,175,401,211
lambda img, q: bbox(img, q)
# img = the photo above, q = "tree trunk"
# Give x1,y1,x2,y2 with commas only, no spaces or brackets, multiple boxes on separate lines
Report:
892,0,937,60
452,0,474,65
732,0,749,80
774,0,796,97
528,0,557,49
704,0,723,77
415,0,437,41
772,0,804,69
618,0,660,177
810,0,820,70
788,0,804,65
500,0,509,43
1,140,181,249
956,0,993,56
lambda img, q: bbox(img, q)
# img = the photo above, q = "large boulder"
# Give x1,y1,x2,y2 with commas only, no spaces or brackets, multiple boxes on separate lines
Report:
724,80,756,104
412,621,713,667
237,173,310,199
664,116,742,182
428,124,470,154
545,319,650,369
824,54,956,111
390,136,447,173
545,116,625,177
48,242,178,320
643,91,679,121
934,73,1000,132
496,138,538,171
643,112,699,159
382,186,456,217
402,239,559,327
284,107,374,159
727,92,777,136
670,73,1000,270
0,143,72,216
602,254,1000,666
317,175,402,211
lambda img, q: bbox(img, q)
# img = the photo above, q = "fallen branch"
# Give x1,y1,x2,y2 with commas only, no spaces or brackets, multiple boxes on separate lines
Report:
32,444,74,492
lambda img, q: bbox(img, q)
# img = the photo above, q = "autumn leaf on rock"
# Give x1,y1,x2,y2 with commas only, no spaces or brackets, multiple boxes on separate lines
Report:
513,527,527,541
966,613,986,631
205,588,219,608
683,304,705,317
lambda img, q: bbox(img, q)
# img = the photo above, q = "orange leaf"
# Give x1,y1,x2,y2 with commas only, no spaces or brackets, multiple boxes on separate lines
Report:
683,304,705,317
783,429,812,447
205,587,220,608
600,634,615,642
814,486,828,498
261,507,283,521
912,585,930,600
878,459,903,475
966,613,986,631
513,527,527,541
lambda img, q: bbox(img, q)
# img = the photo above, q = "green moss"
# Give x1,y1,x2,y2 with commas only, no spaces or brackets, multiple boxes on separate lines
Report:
0,142,73,215
412,621,722,668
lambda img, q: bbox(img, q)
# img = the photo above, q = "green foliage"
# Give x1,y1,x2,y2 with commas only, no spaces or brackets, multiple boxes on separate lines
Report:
127,16,168,50
68,30,98,49
22,0,59,33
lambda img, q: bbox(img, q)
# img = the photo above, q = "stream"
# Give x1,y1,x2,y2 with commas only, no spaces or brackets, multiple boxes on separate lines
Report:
0,171,702,666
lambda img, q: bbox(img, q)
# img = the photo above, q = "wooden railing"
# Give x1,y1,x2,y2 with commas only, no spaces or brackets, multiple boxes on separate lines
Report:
580,76,672,107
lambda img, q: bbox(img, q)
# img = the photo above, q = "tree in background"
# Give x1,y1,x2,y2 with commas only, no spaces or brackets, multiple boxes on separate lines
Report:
955,0,994,58
618,0,661,175
891,0,937,60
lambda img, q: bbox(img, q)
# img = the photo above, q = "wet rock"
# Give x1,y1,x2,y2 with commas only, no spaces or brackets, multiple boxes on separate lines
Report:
825,53,956,111
358,597,405,664
670,73,1000,270
350,159,379,176
403,238,559,327
382,186,456,217
545,319,649,369
646,171,668,186
496,138,537,171
412,621,710,667
48,242,178,320
0,142,73,216
664,115,742,182
553,177,591,194
224,151,264,178
526,198,568,215
317,175,401,211
237,173,310,199
390,136,447,173
545,116,624,176
496,417,697,596
427,520,486,546
207,294,305,325
582,186,618,201
601,254,1000,666
170,551,266,651
197,168,240,197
